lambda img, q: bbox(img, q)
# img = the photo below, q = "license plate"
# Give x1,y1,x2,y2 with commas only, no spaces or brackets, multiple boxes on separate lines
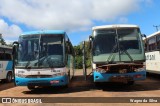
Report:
109,76,128,83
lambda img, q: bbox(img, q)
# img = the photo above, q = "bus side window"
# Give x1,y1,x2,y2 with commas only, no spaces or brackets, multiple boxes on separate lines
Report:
0,53,4,60
144,39,148,52
157,41,160,50
157,35,160,50
0,53,12,61
148,37,156,51
5,53,12,60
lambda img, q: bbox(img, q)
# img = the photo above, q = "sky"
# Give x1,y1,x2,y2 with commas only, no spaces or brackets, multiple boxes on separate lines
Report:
0,0,159,45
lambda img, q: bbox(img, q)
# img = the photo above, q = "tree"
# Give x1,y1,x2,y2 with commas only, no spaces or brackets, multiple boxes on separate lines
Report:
0,34,6,45
83,41,91,68
74,41,91,69
74,45,83,69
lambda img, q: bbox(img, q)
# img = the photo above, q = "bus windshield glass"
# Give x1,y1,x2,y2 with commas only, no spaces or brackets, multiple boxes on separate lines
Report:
16,34,64,68
93,28,144,63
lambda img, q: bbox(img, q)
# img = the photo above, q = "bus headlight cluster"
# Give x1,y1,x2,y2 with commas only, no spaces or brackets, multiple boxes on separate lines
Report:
15,73,26,78
96,68,106,73
134,68,145,72
52,72,66,77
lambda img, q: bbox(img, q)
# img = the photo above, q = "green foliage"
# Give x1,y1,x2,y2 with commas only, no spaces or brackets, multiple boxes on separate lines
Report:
84,41,91,68
74,45,82,69
75,56,83,69
0,34,6,45
74,41,91,69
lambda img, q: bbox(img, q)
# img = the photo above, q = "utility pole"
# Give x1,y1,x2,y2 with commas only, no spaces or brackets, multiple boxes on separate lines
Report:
153,25,160,31
82,41,87,80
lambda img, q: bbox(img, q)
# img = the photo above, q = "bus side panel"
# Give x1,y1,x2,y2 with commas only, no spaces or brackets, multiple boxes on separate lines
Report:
0,61,13,80
68,54,74,79
0,61,4,79
146,51,160,74
6,61,13,70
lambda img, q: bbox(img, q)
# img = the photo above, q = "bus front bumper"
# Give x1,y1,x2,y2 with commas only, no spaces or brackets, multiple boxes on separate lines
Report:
15,75,68,86
93,71,146,82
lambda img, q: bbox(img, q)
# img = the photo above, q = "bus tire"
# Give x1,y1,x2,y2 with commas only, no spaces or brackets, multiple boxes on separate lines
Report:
146,72,150,76
5,72,12,83
27,86,35,90
68,70,70,83
63,71,70,88
94,82,100,87
63,83,69,88
127,81,134,85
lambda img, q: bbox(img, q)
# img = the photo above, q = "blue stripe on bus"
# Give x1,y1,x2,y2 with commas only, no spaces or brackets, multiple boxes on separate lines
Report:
93,70,146,82
6,61,13,70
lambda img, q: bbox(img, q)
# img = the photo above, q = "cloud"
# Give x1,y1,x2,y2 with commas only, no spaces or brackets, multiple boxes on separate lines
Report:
0,0,150,32
0,19,22,41
118,17,128,23
0,0,151,31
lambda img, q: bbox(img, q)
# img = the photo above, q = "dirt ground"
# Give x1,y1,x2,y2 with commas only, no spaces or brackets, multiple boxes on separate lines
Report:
0,69,160,106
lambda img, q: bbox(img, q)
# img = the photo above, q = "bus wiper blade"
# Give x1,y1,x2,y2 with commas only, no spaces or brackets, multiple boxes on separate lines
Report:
46,57,54,68
25,61,31,68
120,45,134,62
25,55,32,68
106,44,117,63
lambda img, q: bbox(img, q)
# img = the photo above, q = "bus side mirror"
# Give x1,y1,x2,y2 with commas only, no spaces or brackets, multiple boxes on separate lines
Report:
13,41,19,46
142,34,146,38
12,41,19,55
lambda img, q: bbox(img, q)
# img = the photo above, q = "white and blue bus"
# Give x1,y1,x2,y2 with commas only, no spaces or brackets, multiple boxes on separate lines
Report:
89,24,146,85
0,45,13,83
13,30,75,90
145,31,160,74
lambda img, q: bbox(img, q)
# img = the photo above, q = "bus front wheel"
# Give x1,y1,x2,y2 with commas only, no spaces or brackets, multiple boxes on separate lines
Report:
5,72,12,83
127,81,134,85
63,71,70,88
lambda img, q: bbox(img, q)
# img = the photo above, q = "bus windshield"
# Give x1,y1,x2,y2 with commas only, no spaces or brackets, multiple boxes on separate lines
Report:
16,34,64,68
93,28,144,63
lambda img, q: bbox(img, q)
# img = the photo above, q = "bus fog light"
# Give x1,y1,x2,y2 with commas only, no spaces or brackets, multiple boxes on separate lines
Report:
134,74,142,78
17,74,26,78
95,76,99,79
96,69,106,73
59,72,66,76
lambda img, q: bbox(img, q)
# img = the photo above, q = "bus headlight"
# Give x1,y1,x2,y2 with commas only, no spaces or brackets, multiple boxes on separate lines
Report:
96,69,106,73
134,68,145,72
52,72,66,77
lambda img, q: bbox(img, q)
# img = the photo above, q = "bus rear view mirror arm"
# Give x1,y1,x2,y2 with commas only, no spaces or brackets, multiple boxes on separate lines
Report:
142,34,146,38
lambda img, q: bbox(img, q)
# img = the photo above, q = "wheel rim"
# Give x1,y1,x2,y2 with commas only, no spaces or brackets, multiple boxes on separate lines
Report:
7,73,12,82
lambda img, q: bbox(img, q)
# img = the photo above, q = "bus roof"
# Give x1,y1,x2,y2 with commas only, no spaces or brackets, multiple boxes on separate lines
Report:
92,24,139,30
0,45,12,49
21,30,66,36
146,31,160,39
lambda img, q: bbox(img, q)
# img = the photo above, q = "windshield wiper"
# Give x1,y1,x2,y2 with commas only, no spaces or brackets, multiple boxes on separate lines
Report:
25,55,32,68
106,44,117,63
120,45,134,62
46,56,55,68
